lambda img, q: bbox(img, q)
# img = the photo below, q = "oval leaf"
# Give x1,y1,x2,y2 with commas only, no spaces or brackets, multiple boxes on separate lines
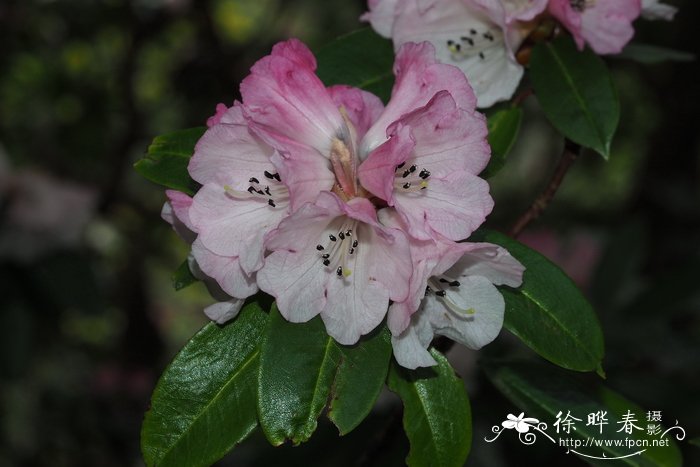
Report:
530,36,619,159
141,302,268,467
388,350,472,467
134,127,204,195
315,28,395,103
477,230,604,373
257,306,391,445
483,360,683,467
481,107,523,178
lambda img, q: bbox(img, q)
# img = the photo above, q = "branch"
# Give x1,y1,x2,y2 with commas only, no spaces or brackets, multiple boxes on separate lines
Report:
508,139,581,238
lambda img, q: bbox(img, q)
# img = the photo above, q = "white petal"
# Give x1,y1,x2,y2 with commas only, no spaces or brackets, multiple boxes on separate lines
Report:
204,299,244,324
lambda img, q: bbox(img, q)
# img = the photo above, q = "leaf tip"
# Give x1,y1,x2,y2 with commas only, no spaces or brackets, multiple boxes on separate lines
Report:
596,364,607,379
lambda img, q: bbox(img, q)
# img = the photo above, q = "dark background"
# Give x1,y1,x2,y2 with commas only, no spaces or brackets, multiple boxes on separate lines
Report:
0,0,697,465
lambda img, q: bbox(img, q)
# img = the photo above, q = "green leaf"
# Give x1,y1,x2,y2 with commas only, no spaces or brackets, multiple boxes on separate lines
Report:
616,43,695,65
134,127,205,195
530,36,619,159
476,230,605,373
141,302,268,467
388,350,472,467
257,306,391,444
482,108,523,178
483,360,683,467
172,259,198,291
315,28,395,103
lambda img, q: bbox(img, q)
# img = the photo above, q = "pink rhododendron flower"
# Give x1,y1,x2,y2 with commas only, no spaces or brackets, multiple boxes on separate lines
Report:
363,0,548,107
180,37,522,366
391,241,524,368
641,0,677,21
548,0,641,54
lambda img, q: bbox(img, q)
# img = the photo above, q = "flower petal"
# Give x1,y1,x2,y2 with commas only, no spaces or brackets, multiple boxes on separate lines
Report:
394,170,493,241
191,238,258,299
391,90,490,177
189,181,288,273
362,39,478,152
580,0,640,55
362,0,402,37
327,85,385,142
423,275,505,349
457,242,525,287
189,116,276,186
391,321,438,369
358,123,416,205
203,298,245,324
240,39,344,154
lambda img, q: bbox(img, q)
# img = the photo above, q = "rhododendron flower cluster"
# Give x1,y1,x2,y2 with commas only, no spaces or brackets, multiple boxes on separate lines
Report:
164,38,524,368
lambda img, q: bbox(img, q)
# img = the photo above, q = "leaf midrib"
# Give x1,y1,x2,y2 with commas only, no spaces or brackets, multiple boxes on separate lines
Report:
518,287,602,369
154,349,259,465
545,43,606,151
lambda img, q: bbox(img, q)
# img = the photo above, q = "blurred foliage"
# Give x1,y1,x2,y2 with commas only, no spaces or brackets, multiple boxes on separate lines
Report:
0,0,698,466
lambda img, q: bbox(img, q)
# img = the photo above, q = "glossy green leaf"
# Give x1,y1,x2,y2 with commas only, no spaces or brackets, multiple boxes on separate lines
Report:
134,127,205,195
172,259,198,291
388,350,472,467
481,107,523,178
483,360,683,467
257,306,392,445
476,230,604,373
530,36,619,159
141,302,268,467
315,28,395,103
616,43,695,64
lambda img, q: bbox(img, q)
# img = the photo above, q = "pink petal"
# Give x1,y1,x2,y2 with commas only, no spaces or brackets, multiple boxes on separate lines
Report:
268,140,336,211
191,238,258,299
548,0,585,50
394,170,493,241
467,0,547,25
163,190,196,234
327,85,385,142
358,123,416,205
240,39,344,154
189,116,276,186
189,181,288,273
362,41,477,153
581,0,641,54
361,0,401,38
390,90,490,176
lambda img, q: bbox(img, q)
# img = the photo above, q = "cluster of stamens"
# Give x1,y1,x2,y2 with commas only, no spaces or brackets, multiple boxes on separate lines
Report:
394,162,430,192
426,276,476,316
446,28,498,62
224,170,288,208
316,224,358,278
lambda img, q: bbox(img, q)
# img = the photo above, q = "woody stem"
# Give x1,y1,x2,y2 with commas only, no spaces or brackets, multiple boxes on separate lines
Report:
508,139,581,238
